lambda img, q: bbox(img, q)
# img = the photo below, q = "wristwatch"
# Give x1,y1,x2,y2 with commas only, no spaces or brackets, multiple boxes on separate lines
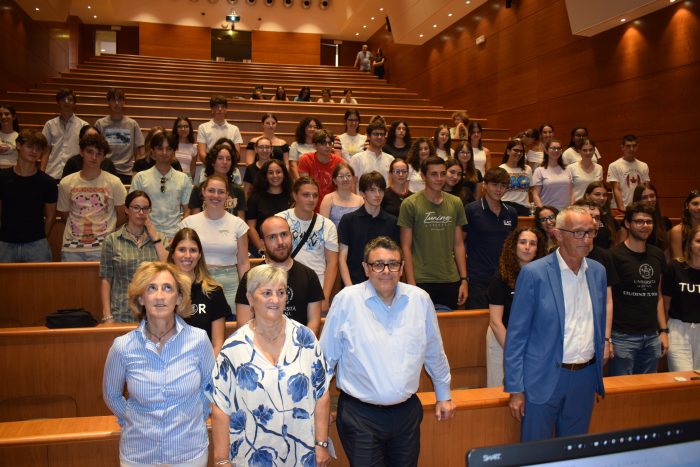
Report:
659,328,669,334
315,440,329,448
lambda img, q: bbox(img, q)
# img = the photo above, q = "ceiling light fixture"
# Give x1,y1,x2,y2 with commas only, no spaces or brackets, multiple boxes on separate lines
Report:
620,18,626,22
35,7,39,10
433,24,437,28
448,13,453,17
419,33,424,37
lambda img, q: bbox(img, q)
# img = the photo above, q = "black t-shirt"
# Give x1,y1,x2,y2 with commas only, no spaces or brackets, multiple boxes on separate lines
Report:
337,206,400,284
243,162,260,186
594,216,619,249
184,282,231,340
188,182,247,214
662,260,700,323
381,187,412,218
246,191,293,235
382,144,410,160
587,246,619,287
462,170,483,204
0,168,58,243
610,243,666,334
235,261,324,325
487,275,514,328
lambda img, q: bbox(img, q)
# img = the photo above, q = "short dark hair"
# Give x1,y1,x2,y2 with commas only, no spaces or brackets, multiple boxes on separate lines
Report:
209,95,227,108
624,201,655,224
363,236,403,262
483,167,509,185
621,134,638,144
106,88,125,102
420,156,446,176
55,89,75,103
149,131,170,151
79,133,110,155
79,124,99,139
359,171,386,192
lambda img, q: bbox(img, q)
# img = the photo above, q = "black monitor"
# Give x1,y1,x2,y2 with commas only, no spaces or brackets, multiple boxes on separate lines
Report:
467,419,700,466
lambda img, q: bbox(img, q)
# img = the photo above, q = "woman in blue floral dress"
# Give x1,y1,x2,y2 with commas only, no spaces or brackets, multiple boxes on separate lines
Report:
210,264,331,467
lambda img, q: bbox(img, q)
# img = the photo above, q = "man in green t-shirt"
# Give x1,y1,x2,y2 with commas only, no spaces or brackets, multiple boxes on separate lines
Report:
398,156,468,310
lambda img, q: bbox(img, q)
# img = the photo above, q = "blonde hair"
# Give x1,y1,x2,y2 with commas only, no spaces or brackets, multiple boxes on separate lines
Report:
128,262,192,321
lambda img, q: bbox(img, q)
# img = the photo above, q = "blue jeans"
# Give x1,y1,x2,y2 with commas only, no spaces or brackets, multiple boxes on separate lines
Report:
608,330,661,376
61,250,101,262
0,239,53,262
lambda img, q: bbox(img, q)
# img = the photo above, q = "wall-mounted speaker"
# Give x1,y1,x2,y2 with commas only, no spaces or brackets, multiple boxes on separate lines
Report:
319,0,329,9
301,0,311,9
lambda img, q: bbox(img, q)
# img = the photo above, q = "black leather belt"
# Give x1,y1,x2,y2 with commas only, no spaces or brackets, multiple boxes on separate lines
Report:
561,357,596,371
339,390,413,409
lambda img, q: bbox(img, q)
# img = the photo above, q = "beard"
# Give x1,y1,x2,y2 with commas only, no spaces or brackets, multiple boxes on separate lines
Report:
266,245,291,263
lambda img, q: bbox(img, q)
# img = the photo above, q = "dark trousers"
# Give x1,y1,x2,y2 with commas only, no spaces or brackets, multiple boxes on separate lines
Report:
521,363,597,441
465,280,489,310
337,392,423,467
416,281,460,310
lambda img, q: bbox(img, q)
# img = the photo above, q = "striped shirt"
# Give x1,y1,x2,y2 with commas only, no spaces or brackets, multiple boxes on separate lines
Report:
99,225,164,322
103,316,215,464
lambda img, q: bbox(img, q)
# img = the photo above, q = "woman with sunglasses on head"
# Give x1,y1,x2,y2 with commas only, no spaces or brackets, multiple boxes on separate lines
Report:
487,227,545,387
168,227,230,354
318,163,364,228
180,174,250,312
100,190,168,323
532,139,570,211
189,144,246,219
244,113,289,166
383,120,412,160
172,116,198,180
499,139,532,216
670,190,700,259
533,205,559,254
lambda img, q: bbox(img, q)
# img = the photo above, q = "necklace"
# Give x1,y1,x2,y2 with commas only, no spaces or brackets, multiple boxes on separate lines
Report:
145,321,176,349
250,319,284,343
125,225,145,238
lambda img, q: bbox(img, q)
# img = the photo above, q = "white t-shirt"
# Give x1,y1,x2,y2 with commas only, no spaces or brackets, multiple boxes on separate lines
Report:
175,142,198,178
407,166,425,193
0,130,18,168
289,142,316,162
472,147,488,175
196,120,243,152
532,165,571,211
94,115,145,175
499,163,532,208
179,212,249,266
435,147,455,161
338,133,367,161
57,171,127,252
349,149,394,188
275,209,338,286
606,158,650,209
566,162,603,202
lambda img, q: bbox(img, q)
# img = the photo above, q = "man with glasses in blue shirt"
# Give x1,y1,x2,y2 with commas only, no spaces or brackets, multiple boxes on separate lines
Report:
505,206,607,441
320,236,455,466
608,201,668,375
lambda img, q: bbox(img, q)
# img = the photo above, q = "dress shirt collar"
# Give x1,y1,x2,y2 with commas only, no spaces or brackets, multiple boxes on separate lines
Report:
555,248,588,276
361,280,409,311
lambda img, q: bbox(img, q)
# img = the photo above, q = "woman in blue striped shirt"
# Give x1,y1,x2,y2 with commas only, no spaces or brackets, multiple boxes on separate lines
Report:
103,261,215,466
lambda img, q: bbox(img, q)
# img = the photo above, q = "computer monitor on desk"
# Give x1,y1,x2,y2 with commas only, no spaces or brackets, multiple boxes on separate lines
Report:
467,419,699,467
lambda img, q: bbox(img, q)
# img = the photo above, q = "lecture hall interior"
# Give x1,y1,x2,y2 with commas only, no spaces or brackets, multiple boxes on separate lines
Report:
0,0,699,465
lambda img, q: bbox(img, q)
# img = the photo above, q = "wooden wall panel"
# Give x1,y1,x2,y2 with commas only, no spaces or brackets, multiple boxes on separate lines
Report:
252,31,320,65
139,22,210,60
368,0,700,214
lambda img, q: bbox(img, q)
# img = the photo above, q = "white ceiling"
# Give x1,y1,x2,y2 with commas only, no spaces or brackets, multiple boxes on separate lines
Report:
15,0,680,44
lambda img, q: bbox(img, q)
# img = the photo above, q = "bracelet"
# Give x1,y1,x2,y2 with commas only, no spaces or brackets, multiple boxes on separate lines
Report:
151,238,162,244
101,315,114,322
213,460,231,465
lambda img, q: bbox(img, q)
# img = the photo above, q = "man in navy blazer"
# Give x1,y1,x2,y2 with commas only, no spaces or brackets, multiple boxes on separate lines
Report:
504,206,607,441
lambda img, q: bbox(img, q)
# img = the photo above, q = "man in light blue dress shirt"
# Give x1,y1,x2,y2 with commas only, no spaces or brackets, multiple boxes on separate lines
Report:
319,236,455,466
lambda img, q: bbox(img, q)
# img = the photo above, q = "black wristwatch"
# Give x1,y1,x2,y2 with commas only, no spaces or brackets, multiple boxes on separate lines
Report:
659,328,669,334
315,440,329,448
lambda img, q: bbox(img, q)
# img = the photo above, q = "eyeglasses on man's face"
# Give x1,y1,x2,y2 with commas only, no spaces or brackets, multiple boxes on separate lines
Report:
558,228,598,239
366,261,402,273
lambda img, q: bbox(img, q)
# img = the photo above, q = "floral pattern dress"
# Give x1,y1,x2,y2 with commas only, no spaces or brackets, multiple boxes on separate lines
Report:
211,317,328,466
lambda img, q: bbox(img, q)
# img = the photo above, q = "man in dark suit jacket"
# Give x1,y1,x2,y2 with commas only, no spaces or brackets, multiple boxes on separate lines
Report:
504,206,607,441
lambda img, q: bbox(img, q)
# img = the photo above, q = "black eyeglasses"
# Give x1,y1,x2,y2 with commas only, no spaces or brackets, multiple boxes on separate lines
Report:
160,177,167,193
539,214,556,223
558,228,598,239
366,261,402,272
